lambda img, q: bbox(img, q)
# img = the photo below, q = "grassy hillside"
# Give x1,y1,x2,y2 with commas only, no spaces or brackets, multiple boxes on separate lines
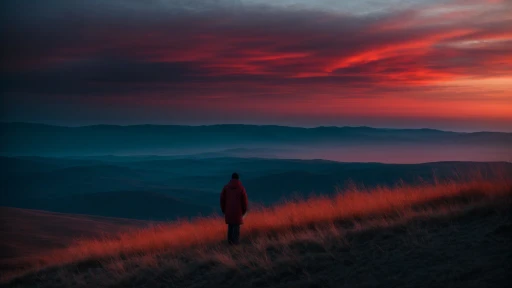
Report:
0,208,149,260
1,175,510,287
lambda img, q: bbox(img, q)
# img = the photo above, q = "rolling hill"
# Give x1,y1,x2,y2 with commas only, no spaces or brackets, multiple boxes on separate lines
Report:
2,156,512,221
15,190,218,221
0,207,149,260
1,177,510,287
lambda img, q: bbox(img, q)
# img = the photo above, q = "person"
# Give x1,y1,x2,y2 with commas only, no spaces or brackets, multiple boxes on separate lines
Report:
220,172,248,245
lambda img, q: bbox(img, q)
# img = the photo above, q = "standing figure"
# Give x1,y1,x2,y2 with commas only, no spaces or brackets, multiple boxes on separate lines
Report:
220,172,248,245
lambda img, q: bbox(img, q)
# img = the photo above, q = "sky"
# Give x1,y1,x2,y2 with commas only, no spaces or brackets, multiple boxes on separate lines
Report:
1,0,511,131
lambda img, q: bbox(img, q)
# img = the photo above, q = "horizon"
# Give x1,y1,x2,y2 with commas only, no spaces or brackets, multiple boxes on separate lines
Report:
3,121,512,134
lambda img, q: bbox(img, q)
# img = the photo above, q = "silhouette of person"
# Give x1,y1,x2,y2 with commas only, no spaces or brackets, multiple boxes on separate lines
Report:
220,172,248,245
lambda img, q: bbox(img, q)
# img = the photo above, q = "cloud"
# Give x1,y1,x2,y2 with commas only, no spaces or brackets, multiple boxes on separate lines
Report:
1,0,511,128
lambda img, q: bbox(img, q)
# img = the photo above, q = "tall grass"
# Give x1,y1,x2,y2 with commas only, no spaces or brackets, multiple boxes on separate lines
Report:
29,170,510,271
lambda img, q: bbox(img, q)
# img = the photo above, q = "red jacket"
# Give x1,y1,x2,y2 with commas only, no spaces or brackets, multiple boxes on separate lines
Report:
220,179,248,224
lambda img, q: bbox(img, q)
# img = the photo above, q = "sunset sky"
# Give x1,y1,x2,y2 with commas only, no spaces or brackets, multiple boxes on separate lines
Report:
2,0,511,131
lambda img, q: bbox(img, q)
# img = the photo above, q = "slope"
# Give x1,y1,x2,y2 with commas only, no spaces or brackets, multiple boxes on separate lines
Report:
0,207,150,260
1,177,510,287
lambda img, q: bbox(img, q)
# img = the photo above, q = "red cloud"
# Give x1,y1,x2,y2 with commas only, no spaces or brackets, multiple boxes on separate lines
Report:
2,0,511,128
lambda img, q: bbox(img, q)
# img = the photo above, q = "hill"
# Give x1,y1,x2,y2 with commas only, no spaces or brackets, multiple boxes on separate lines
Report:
1,177,510,287
0,207,149,261
3,157,512,221
19,190,217,221
2,123,511,160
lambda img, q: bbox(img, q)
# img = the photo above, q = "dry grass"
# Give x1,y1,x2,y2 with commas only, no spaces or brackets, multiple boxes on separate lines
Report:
37,176,511,264
2,171,511,286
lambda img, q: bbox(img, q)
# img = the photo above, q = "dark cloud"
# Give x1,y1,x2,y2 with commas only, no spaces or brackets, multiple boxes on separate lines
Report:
1,0,511,129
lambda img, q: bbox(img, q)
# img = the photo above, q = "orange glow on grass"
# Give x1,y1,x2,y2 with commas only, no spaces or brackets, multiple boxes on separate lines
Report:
27,171,512,273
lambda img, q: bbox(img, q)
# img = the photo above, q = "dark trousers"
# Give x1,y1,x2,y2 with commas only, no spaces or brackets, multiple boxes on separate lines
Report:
227,224,240,245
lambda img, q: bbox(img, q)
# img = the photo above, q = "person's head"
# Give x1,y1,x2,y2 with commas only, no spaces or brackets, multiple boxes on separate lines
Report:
231,172,239,180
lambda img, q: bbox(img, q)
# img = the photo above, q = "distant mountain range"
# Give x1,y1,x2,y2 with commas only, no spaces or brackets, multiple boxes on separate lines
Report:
1,123,511,156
